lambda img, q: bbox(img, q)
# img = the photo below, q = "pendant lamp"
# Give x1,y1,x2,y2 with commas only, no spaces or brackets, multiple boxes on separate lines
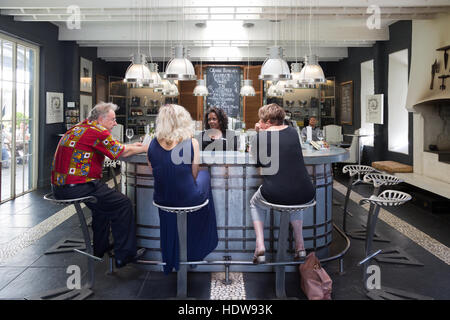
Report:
259,46,291,81
240,79,256,97
164,45,197,81
124,53,152,85
241,22,256,97
299,0,326,84
146,62,162,89
267,82,283,97
299,54,326,84
193,79,209,96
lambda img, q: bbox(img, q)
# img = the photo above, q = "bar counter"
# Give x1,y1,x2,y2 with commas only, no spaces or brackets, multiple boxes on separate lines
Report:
121,146,349,272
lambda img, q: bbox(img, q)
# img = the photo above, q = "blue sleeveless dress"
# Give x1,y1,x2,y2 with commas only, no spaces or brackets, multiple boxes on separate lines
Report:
147,138,218,274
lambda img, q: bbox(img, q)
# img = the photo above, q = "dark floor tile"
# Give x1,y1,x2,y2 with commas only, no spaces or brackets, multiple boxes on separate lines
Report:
87,263,148,300
0,267,27,291
0,228,29,244
0,267,72,299
0,215,45,228
136,271,211,300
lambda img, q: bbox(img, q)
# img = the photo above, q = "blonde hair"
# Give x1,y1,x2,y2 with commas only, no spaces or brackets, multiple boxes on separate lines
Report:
155,104,194,144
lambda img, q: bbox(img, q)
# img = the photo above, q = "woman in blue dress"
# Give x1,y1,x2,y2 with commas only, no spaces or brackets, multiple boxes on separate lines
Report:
147,104,218,274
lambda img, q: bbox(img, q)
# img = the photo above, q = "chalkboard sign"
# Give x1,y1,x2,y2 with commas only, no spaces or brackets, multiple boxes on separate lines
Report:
206,67,241,117
340,81,353,125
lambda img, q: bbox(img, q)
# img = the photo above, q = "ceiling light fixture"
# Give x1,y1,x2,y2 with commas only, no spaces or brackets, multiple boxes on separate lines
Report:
163,0,196,81
193,23,208,96
241,21,256,97
258,3,291,81
299,0,326,84
124,0,151,85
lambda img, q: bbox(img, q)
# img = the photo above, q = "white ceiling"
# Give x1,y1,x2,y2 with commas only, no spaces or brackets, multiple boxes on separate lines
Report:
1,0,450,62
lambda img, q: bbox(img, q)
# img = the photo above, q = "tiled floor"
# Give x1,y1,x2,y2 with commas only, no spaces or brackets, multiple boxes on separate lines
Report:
0,174,449,300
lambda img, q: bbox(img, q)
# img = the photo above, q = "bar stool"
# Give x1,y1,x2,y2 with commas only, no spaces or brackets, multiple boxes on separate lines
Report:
347,173,404,242
103,157,121,191
341,165,377,233
356,190,434,300
152,199,209,299
28,193,100,300
258,192,316,299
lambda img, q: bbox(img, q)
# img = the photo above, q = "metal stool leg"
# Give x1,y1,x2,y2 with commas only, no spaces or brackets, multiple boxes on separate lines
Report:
275,211,289,299
177,212,188,299
74,203,95,288
342,176,355,233
363,204,381,287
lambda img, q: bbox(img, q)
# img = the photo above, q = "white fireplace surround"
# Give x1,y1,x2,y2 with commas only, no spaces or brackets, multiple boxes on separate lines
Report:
403,13,450,199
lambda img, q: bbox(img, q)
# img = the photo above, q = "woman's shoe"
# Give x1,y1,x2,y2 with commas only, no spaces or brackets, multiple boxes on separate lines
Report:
252,250,266,264
294,249,307,261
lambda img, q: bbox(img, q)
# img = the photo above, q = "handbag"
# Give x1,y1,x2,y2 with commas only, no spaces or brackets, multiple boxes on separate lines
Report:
299,252,332,300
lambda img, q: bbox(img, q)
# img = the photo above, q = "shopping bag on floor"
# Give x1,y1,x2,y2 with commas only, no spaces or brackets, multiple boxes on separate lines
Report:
299,252,332,300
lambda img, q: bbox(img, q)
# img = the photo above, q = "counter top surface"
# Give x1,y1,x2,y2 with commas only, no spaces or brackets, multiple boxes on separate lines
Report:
121,145,349,165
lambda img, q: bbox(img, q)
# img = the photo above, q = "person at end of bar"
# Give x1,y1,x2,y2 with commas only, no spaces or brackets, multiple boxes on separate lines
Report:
147,104,218,274
250,103,315,263
301,116,321,141
51,102,148,268
197,107,238,151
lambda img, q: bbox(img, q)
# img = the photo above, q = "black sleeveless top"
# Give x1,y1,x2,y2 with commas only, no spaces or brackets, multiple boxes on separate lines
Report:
197,129,238,151
251,126,315,205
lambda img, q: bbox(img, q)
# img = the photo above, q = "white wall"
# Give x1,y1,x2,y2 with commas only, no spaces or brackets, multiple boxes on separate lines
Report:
360,59,374,146
388,49,409,155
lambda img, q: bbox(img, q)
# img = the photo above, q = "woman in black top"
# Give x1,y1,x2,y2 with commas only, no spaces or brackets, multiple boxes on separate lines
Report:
198,107,238,151
250,103,315,263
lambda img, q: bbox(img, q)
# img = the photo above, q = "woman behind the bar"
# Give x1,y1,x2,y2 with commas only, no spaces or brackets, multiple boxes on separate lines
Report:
147,104,218,274
198,107,238,151
250,103,315,263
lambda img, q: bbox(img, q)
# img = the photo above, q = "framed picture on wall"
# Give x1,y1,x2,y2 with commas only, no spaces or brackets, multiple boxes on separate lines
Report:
366,94,384,124
80,57,93,93
340,81,353,125
80,94,92,121
46,92,64,124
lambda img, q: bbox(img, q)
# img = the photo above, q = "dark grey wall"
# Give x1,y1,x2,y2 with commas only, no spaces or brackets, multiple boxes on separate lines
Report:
0,15,117,188
333,20,413,165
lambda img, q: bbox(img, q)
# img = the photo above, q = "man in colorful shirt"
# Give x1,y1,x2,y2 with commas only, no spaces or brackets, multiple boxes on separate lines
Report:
51,102,148,268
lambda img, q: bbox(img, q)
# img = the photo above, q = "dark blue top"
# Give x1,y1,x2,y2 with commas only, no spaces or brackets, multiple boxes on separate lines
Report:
148,138,218,274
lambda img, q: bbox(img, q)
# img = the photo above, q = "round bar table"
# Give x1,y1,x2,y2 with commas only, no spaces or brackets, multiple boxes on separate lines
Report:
121,146,349,272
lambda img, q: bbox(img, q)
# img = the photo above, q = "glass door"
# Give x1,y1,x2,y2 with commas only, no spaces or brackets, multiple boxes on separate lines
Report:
0,34,39,203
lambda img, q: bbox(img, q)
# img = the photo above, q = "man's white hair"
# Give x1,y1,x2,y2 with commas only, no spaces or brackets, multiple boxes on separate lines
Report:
88,102,118,121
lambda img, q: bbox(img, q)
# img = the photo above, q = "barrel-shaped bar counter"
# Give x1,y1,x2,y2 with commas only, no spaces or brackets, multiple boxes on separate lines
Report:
121,146,348,272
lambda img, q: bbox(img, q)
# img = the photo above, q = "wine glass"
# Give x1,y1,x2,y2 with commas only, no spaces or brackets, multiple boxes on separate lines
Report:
144,124,150,135
126,128,134,142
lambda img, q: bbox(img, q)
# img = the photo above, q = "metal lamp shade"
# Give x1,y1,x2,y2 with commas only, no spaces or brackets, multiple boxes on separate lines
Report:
288,62,307,89
147,63,162,88
193,79,209,96
259,46,291,81
275,80,293,94
164,45,197,81
124,53,152,85
299,55,326,84
240,79,256,97
267,83,283,97
163,81,179,97
154,76,168,93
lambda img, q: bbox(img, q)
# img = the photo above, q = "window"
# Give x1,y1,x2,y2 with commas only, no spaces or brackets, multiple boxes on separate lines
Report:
388,49,409,154
0,33,39,202
360,60,375,146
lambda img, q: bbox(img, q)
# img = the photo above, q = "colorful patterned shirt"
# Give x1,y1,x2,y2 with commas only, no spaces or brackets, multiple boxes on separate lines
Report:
51,119,125,186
